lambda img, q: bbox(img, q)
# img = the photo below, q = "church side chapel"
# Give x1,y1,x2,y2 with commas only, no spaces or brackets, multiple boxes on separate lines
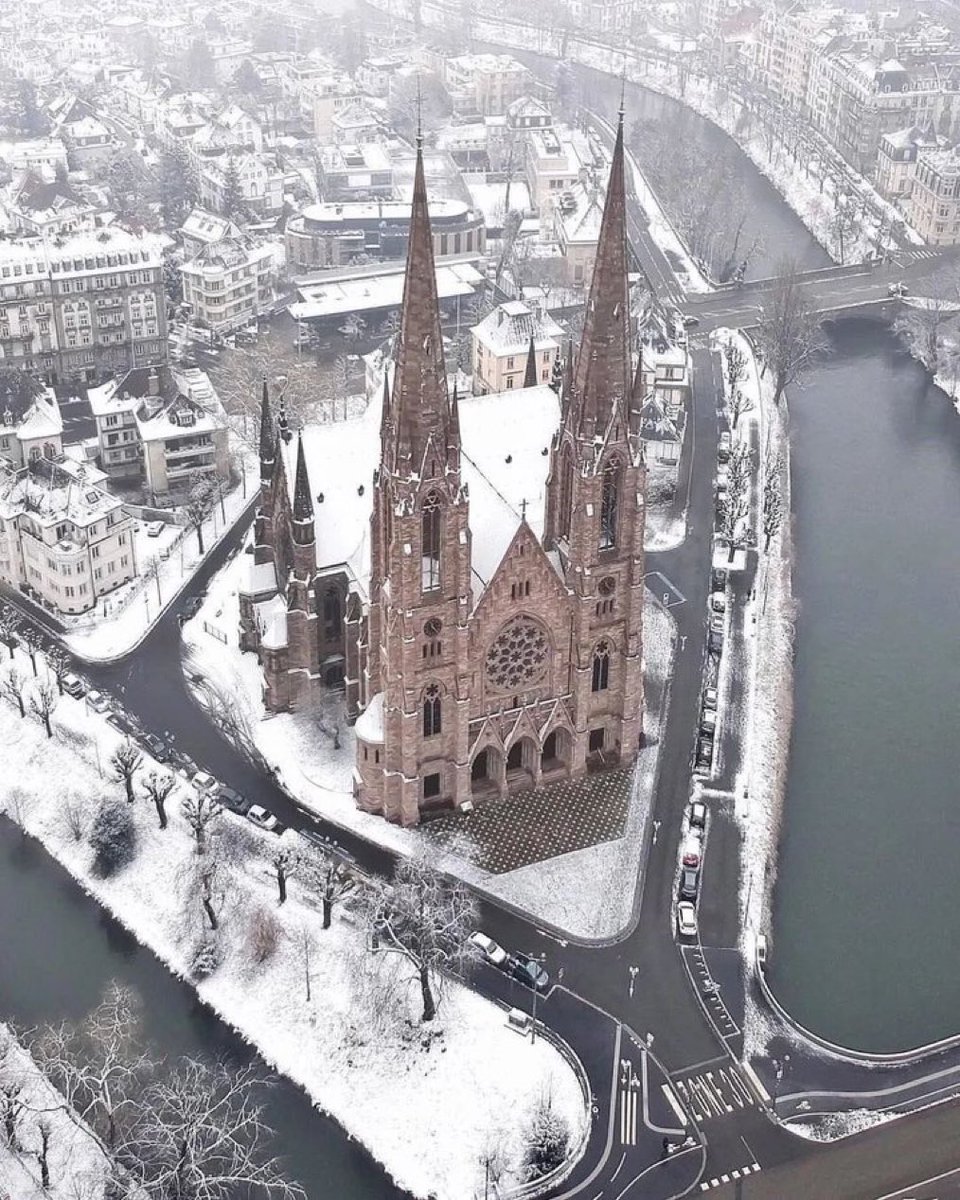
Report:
240,107,648,827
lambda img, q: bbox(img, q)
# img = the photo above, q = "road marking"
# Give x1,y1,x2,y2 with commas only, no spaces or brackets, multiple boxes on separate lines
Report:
700,1164,761,1190
619,1087,638,1146
673,1066,755,1124
661,1083,689,1127
741,1060,772,1103
644,570,686,607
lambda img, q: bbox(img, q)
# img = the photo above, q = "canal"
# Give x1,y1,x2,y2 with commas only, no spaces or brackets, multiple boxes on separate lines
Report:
0,816,406,1199
600,68,960,1052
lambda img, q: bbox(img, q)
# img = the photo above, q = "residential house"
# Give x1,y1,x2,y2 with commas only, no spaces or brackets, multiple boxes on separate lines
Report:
906,145,960,244
876,125,940,201
444,54,531,119
198,152,284,218
4,171,98,239
0,381,63,468
471,299,563,394
180,208,245,258
553,180,604,286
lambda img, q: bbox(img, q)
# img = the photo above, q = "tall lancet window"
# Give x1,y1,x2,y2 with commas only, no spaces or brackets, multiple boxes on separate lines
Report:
600,458,621,550
422,491,442,592
558,448,574,541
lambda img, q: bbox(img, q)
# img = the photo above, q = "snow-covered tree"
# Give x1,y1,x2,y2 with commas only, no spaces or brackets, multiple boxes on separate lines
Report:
0,665,27,718
20,627,41,676
184,475,216,555
270,846,300,906
28,677,58,738
728,386,754,430
725,342,748,395
110,739,143,804
142,770,176,830
521,1089,571,1182
302,851,353,929
45,646,70,694
726,442,755,503
756,257,826,405
0,608,20,659
364,848,477,1022
763,452,786,551
180,789,221,854
89,800,138,878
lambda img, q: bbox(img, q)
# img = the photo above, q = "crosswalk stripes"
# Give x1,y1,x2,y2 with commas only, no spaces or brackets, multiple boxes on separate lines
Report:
700,1163,761,1190
672,1066,756,1124
619,1085,639,1146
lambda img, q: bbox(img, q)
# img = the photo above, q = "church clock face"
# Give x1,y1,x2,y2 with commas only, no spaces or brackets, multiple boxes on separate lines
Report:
485,617,549,690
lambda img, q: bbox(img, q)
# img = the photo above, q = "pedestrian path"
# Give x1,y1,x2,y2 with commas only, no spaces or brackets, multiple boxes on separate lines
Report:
682,946,740,1040
672,1064,755,1124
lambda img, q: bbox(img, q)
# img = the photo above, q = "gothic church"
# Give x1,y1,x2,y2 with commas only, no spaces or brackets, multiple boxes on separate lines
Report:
239,110,647,826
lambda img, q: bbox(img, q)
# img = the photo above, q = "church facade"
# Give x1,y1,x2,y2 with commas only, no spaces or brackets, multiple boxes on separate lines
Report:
239,112,648,827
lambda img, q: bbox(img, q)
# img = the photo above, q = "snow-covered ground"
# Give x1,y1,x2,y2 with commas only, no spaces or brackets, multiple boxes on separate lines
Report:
64,471,256,664
644,504,686,551
0,646,588,1199
0,1024,114,1200
788,1108,896,1142
182,554,674,939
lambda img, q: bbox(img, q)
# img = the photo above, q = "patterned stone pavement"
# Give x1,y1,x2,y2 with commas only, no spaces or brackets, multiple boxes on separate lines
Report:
424,767,635,874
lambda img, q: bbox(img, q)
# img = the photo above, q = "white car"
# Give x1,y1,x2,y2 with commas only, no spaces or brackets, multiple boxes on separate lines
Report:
85,690,110,713
677,902,698,939
246,804,279,832
192,771,218,792
469,931,509,967
145,521,165,537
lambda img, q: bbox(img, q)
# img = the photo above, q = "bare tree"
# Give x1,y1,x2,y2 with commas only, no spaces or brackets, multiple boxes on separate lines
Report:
29,677,58,738
755,257,827,405
294,924,317,1002
302,852,353,929
270,846,300,906
0,664,28,718
725,341,748,394
718,492,750,563
60,794,89,842
20,626,41,676
364,849,477,1022
180,789,221,854
143,554,163,607
34,1117,52,1189
728,386,754,429
763,452,786,551
184,476,216,555
111,739,144,804
0,608,20,659
245,906,281,964
893,266,960,376
46,646,71,694
141,770,176,830
726,442,755,503
27,983,156,1151
120,1057,305,1200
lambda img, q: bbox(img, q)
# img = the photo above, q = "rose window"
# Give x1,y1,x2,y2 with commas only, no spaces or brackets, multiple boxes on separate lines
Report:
485,618,548,690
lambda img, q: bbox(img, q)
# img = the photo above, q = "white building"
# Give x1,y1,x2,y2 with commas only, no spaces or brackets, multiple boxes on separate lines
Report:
0,456,136,615
198,152,284,218
444,54,531,119
0,383,63,468
181,237,274,332
471,299,563,394
89,364,230,496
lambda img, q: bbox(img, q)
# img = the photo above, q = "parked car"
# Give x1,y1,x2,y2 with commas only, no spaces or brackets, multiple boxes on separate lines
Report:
689,800,708,829
718,431,732,462
679,866,700,900
181,595,204,620
709,613,725,652
510,954,550,991
681,834,702,868
192,771,218,792
887,282,908,297
700,709,717,736
469,931,509,968
62,673,85,699
682,314,700,328
677,901,698,939
246,804,280,832
85,690,110,713
695,736,714,772
145,521,165,538
216,786,251,815
710,591,726,614
141,733,171,762
106,712,135,736
702,687,718,712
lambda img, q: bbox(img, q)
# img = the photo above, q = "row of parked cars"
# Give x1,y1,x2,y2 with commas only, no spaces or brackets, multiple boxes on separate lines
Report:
676,799,708,940
468,932,550,992
61,672,284,835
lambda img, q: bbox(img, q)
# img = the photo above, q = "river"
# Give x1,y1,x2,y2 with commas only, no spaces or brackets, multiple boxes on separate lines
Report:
0,817,405,1199
601,69,960,1052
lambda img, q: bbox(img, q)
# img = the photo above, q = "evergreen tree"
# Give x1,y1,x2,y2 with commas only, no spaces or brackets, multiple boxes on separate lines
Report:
220,155,245,220
185,38,215,89
159,143,198,229
16,79,47,136
233,60,262,100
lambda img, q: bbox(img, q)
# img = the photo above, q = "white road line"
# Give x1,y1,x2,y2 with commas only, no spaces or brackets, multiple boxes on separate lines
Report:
741,1060,771,1103
661,1083,688,1127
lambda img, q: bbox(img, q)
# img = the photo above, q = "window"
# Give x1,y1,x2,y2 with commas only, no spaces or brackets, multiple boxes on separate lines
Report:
557,448,573,540
423,772,441,799
591,640,610,692
323,587,341,640
588,727,605,753
421,492,441,593
423,616,442,658
423,684,442,737
600,458,620,549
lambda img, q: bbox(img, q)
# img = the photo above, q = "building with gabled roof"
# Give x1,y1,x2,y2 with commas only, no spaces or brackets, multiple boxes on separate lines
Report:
471,299,563,395
4,170,99,239
239,110,647,826
0,380,63,469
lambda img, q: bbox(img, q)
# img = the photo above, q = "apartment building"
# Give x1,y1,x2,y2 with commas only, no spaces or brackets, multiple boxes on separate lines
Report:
0,456,136,615
525,125,595,213
181,237,274,332
471,299,562,394
317,143,394,202
876,125,940,200
445,54,531,119
907,146,960,244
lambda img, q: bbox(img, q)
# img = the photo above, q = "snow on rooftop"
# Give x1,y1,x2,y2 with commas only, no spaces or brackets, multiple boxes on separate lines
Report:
290,261,484,321
354,690,384,743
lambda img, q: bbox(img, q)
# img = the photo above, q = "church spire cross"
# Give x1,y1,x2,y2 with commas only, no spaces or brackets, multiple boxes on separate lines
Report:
571,105,632,442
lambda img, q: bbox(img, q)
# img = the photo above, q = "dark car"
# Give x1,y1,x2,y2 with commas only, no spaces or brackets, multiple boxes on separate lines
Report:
510,954,550,992
181,595,204,621
217,786,252,815
142,733,171,762
680,866,700,900
689,800,708,830
106,711,136,736
682,315,700,328
694,736,714,772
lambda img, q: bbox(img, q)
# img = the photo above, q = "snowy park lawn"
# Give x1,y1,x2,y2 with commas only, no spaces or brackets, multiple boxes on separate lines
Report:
0,1023,114,1200
0,648,588,1199
64,470,256,664
183,553,674,939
